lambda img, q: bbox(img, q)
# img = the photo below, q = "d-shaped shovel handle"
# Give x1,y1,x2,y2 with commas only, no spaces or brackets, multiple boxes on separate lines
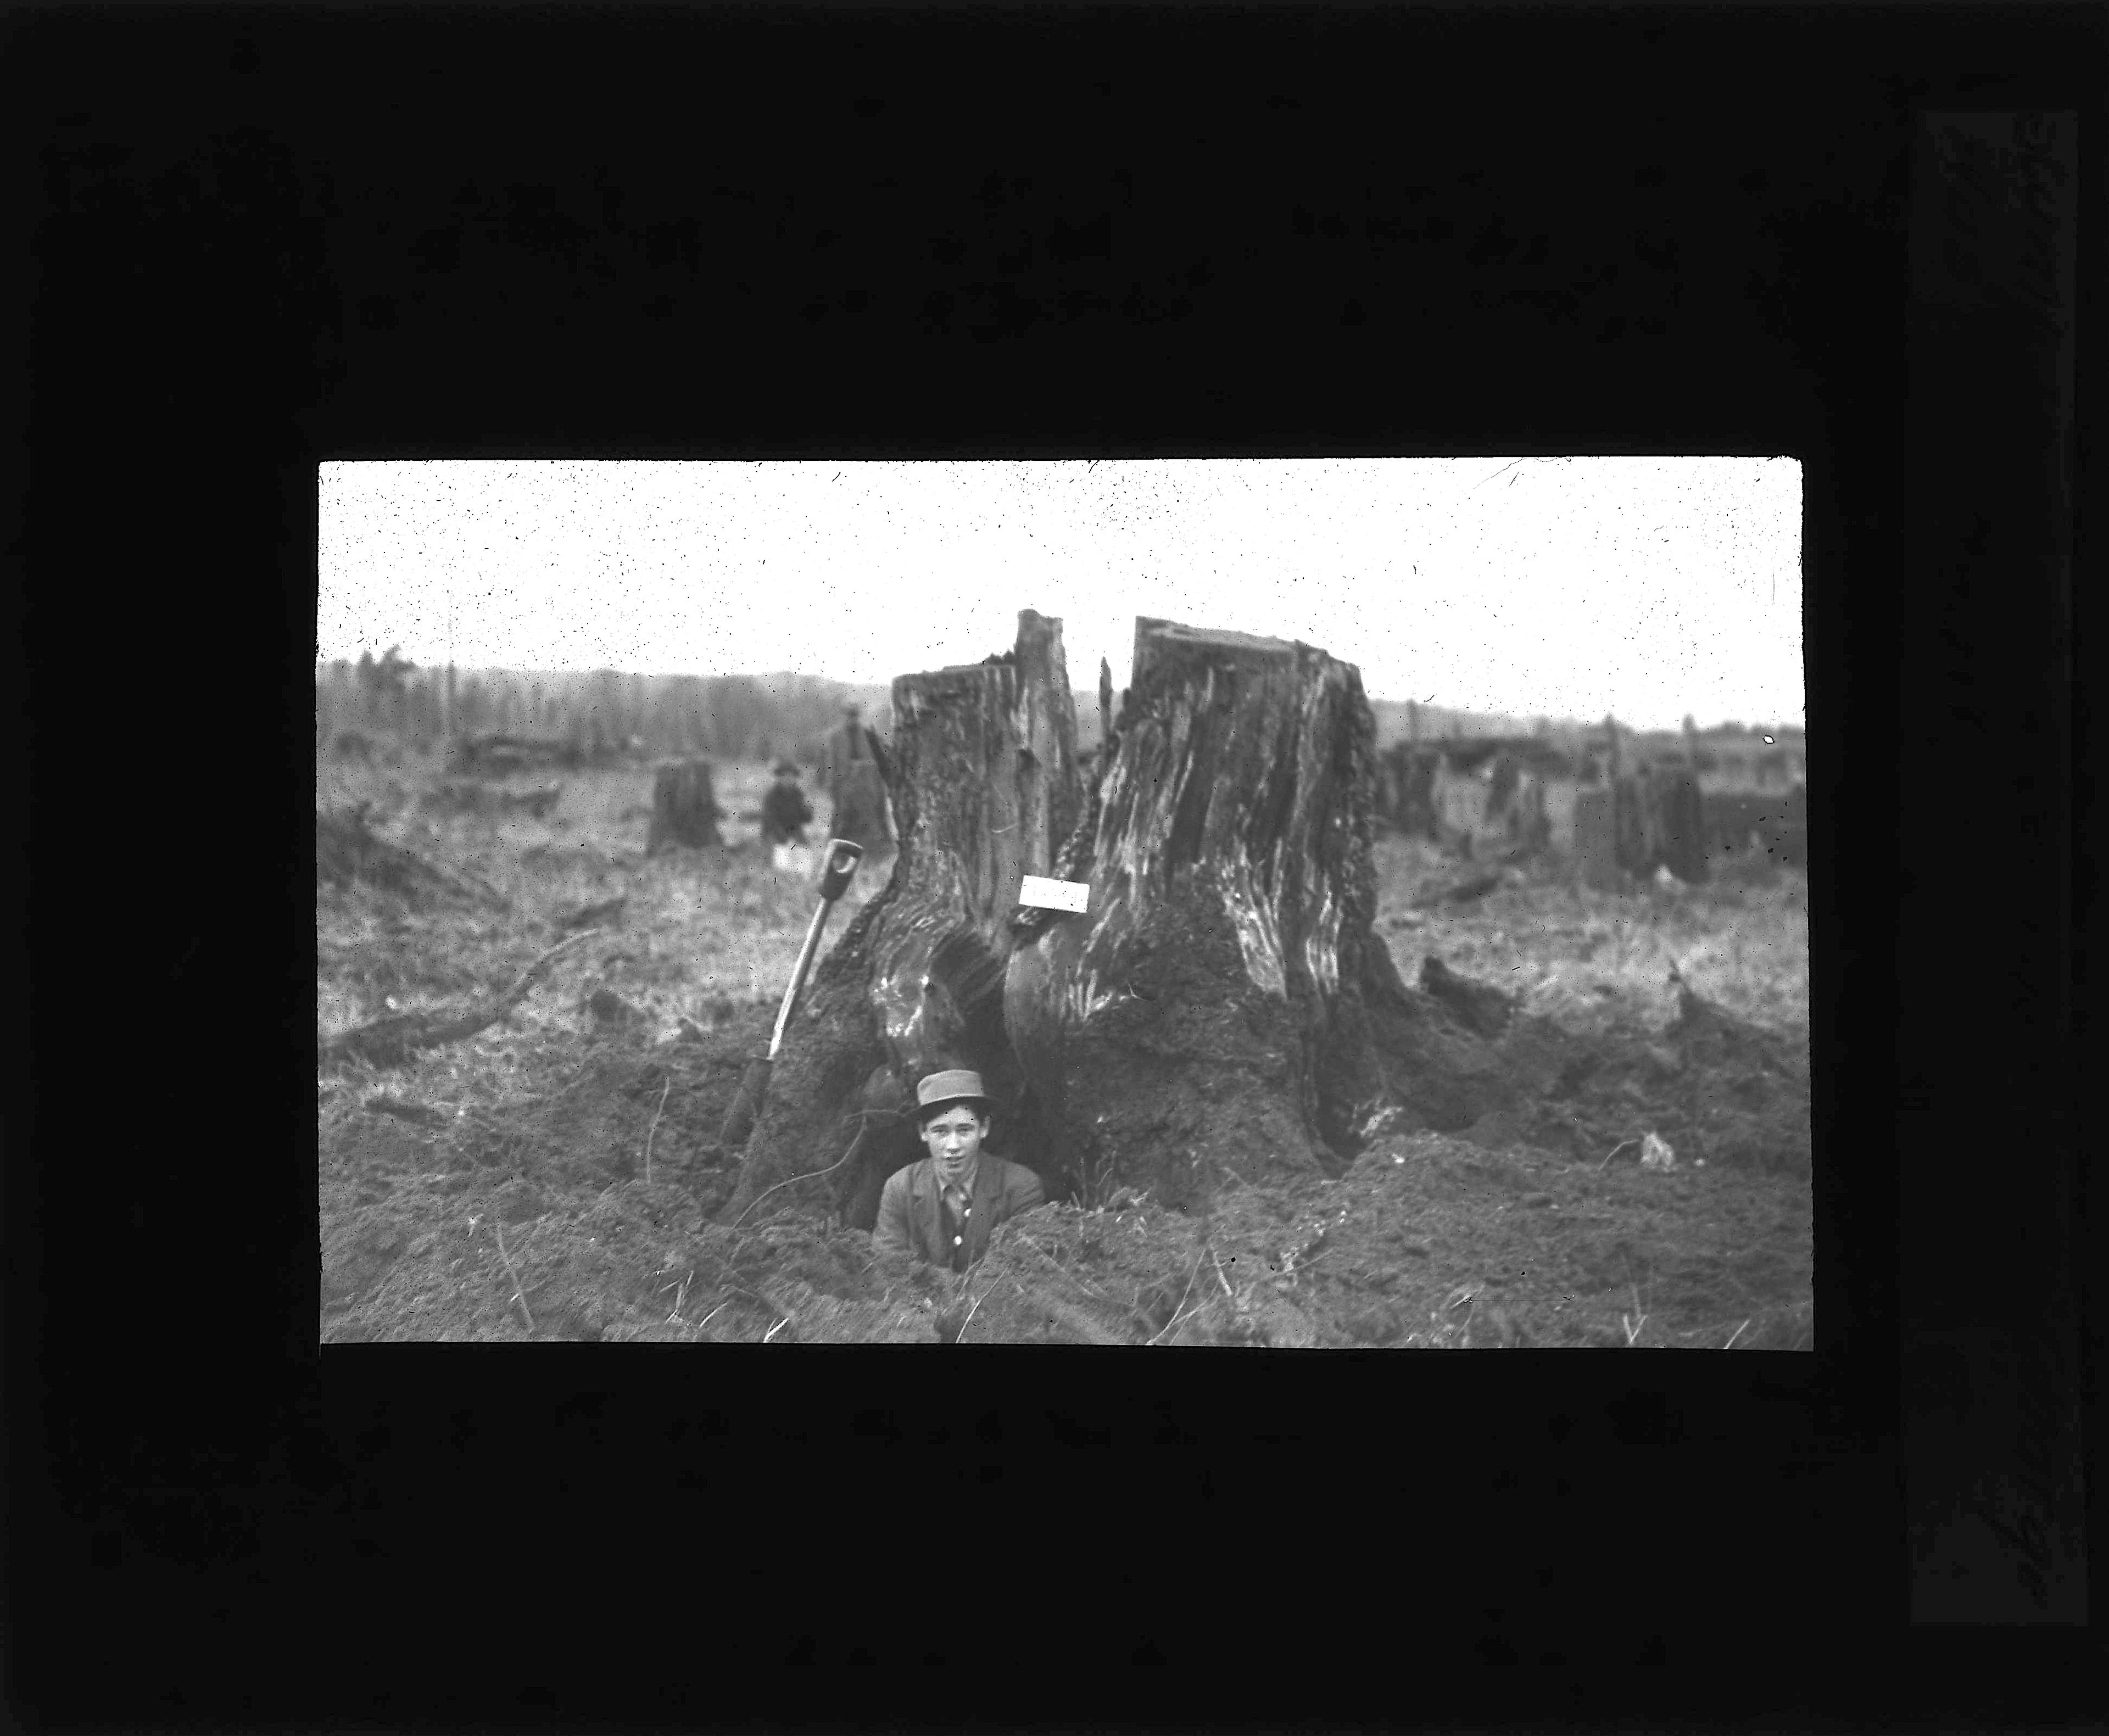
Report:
818,839,864,902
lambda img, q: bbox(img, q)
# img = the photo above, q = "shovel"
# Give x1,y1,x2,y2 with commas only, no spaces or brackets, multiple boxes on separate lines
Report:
718,838,865,1147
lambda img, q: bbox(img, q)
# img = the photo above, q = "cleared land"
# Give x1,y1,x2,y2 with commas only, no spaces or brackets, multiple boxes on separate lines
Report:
317,752,1812,1348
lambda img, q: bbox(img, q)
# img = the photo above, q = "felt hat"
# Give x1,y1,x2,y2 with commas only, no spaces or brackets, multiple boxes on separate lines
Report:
916,1069,988,1110
773,759,800,775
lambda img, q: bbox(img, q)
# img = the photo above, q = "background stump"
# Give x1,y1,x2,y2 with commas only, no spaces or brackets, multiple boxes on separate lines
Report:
1613,766,1710,884
645,759,723,854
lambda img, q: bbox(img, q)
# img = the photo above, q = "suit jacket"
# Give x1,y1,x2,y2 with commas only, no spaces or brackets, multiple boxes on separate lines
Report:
872,1154,1046,1270
818,721,874,795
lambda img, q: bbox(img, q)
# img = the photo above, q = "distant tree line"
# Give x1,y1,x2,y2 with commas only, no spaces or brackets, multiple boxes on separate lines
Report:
316,653,889,767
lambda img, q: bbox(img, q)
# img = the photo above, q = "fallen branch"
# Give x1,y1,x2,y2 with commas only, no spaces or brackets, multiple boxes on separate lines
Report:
644,1075,672,1184
1621,1282,1649,1346
956,1276,993,1343
557,892,628,934
316,806,509,909
1413,870,1502,910
493,1221,535,1334
1147,1247,1208,1346
321,929,602,1070
1598,1137,1639,1174
362,1095,450,1129
731,1117,872,1229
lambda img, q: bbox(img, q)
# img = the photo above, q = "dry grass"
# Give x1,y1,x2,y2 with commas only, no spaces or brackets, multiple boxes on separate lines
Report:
317,761,1804,1152
1370,835,1809,1041
316,757,892,1058
319,747,1810,1349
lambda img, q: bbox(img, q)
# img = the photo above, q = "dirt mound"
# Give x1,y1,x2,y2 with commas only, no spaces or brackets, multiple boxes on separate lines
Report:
936,1125,1810,1349
319,936,1810,1346
1504,988,1812,1179
1419,953,1518,1038
321,1005,774,1340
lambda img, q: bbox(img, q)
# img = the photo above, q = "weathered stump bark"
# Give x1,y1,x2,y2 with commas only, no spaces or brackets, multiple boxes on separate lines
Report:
720,610,1542,1232
999,619,1396,1208
719,611,1085,1227
646,759,723,853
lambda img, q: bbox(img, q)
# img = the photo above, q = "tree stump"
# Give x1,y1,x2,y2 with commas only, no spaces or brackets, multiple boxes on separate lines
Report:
720,610,1533,1232
645,759,723,853
1650,764,1710,883
720,610,1085,1228
1612,766,1709,883
1000,619,1402,1207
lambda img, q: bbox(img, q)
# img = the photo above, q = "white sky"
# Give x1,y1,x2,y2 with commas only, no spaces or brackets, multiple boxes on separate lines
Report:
317,457,1803,730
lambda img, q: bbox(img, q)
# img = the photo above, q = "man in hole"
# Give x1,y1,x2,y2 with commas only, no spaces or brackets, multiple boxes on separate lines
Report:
872,1070,1046,1270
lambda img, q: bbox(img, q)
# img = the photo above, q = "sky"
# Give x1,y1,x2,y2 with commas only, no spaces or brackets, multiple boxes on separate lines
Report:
317,456,1803,731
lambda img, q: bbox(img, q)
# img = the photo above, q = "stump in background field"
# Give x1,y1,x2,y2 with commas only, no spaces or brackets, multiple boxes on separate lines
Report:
1612,766,1709,884
645,760,723,853
719,611,1085,1229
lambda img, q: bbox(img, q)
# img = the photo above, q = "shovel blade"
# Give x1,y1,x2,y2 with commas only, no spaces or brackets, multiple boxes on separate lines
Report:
719,1054,774,1148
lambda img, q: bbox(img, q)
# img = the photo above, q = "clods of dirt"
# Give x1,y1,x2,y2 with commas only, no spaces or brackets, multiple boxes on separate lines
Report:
320,947,1812,1347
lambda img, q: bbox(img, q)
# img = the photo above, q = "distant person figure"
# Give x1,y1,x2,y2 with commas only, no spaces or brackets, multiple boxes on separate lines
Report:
872,1071,1046,1272
820,699,893,852
760,759,816,872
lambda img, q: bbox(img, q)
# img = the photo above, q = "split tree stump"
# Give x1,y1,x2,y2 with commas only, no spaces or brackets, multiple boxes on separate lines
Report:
645,759,723,853
721,611,1532,1230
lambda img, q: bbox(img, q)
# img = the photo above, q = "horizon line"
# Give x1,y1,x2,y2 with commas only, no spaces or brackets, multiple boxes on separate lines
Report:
313,658,1804,734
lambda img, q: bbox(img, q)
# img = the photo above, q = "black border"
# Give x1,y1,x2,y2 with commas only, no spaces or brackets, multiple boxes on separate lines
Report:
9,3,2100,1723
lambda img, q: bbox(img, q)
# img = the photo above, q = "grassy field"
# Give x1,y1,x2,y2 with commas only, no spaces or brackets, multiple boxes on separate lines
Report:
316,756,893,1046
316,751,1812,1347
317,757,1805,1048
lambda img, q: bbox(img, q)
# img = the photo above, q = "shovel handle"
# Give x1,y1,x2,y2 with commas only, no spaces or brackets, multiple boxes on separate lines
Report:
818,839,864,901
766,842,865,1060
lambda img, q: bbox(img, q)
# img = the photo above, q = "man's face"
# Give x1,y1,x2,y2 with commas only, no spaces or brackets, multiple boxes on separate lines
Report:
922,1106,985,1181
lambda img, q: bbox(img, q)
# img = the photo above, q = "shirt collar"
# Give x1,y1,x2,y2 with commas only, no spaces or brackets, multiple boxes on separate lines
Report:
936,1153,980,1204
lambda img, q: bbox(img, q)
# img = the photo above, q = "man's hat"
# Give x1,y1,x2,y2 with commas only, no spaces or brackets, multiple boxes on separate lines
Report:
841,697,862,711
916,1069,987,1110
773,759,800,775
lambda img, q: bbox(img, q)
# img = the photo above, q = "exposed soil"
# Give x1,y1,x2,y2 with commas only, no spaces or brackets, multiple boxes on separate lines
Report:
317,763,1812,1348
320,955,1811,1349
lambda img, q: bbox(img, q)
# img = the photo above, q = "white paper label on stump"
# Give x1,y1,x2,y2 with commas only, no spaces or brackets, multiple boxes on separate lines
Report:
1019,875,1090,913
